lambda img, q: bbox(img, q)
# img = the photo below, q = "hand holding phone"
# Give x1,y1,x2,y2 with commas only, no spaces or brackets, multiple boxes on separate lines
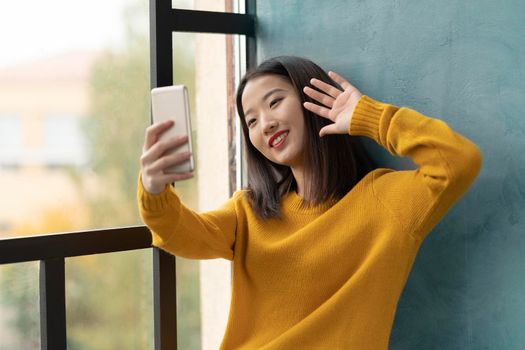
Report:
140,85,195,194
150,85,194,173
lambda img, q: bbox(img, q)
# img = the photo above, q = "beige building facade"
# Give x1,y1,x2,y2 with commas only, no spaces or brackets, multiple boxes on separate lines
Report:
0,51,99,237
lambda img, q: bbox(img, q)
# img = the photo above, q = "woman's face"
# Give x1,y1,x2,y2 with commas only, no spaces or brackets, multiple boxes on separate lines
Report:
241,74,306,168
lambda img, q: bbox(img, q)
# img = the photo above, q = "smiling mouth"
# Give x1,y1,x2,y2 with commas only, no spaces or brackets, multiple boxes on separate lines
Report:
270,131,289,148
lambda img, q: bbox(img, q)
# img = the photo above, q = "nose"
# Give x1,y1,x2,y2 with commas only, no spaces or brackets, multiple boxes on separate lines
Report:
261,114,278,134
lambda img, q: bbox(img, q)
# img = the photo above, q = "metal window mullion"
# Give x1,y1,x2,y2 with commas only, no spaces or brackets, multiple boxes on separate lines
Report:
39,258,67,350
245,0,257,69
153,248,177,350
150,0,174,89
169,8,255,35
150,1,178,349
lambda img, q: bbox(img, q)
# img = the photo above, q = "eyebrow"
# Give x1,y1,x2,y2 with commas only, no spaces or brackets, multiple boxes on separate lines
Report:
244,88,286,117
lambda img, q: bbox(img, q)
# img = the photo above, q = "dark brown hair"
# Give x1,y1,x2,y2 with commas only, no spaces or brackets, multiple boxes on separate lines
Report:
236,56,377,219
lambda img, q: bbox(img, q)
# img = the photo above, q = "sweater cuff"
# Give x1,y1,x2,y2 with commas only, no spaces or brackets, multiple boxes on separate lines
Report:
349,95,393,145
137,173,180,212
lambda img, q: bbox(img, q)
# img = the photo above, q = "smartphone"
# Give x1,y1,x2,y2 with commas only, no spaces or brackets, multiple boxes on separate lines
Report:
151,85,194,173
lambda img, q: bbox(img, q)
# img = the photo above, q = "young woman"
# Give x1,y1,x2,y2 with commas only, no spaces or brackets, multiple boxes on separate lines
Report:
138,56,482,349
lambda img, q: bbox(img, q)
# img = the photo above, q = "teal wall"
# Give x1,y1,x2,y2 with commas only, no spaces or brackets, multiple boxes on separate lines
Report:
256,1,525,349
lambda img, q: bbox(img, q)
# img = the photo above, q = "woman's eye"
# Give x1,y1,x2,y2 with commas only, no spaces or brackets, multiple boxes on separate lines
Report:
270,97,282,108
247,118,256,127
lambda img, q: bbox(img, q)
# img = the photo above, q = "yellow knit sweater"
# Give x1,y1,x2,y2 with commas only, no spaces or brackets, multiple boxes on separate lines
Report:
137,95,482,349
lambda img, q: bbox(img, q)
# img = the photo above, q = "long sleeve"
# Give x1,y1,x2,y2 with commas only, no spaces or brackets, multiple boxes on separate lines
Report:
137,174,238,260
349,95,483,241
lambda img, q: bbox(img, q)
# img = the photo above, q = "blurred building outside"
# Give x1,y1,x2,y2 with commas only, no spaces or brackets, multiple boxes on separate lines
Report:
0,50,100,238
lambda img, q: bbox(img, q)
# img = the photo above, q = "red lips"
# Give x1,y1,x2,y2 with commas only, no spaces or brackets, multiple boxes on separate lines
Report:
268,130,289,147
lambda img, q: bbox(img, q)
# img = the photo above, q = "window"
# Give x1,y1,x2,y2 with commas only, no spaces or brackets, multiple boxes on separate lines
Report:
0,0,154,347
0,115,22,168
0,116,21,147
42,115,87,167
0,0,251,348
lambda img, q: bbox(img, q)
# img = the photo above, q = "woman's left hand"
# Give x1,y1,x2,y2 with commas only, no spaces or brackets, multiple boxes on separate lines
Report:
303,71,363,137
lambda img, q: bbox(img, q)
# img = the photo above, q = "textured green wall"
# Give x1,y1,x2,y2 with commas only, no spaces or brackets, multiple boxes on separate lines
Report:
256,1,525,349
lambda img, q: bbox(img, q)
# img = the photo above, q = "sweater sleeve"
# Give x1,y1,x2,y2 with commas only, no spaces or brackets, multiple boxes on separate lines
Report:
137,174,238,260
349,95,483,242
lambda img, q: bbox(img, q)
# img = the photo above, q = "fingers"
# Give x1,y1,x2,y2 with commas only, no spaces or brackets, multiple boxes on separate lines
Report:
160,171,194,184
319,123,340,138
148,150,192,174
328,71,358,92
141,120,195,193
141,135,189,167
303,86,334,108
140,148,193,193
309,78,343,99
303,101,331,119
141,170,194,195
143,120,174,152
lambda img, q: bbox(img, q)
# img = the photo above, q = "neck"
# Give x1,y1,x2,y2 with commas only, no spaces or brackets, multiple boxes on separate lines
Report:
291,165,307,199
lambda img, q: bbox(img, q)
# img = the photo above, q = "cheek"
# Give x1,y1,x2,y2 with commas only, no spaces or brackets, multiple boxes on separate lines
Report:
294,108,306,131
248,133,263,152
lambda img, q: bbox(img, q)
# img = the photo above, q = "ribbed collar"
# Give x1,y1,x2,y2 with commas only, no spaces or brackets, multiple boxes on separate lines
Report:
280,191,336,215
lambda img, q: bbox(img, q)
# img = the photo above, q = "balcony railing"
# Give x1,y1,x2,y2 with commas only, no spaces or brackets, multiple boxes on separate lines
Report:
0,226,155,349
0,1,256,349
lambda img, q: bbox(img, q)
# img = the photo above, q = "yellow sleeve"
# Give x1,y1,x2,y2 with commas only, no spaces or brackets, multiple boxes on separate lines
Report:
350,95,483,242
137,174,238,260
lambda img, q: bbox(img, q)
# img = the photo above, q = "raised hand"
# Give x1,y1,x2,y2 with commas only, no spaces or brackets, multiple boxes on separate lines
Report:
303,71,363,137
140,120,193,194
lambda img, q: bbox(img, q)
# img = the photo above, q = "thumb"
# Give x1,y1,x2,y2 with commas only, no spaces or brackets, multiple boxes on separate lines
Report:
319,124,340,137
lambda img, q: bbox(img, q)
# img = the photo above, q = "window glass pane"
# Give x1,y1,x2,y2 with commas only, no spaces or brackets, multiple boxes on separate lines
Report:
0,262,40,349
0,0,149,237
0,0,152,347
65,250,153,349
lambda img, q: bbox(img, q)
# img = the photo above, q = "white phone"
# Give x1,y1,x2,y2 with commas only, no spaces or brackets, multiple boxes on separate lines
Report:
151,85,194,174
